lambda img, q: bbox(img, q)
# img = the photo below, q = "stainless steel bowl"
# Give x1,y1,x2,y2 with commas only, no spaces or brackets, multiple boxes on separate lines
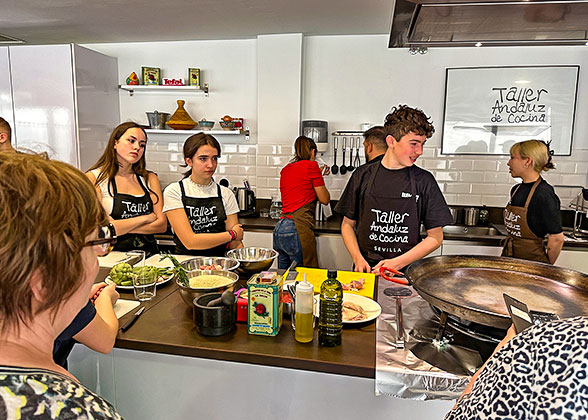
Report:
177,269,239,308
181,256,240,272
225,247,278,277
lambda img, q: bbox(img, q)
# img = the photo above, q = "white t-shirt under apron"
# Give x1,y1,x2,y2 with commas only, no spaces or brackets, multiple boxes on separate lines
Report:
163,178,239,216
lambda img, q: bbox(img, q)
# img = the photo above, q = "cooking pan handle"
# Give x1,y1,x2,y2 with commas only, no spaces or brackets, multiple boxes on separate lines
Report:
379,267,409,285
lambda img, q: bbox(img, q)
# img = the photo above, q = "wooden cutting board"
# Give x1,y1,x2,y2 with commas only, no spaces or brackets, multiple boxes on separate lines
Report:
285,267,376,299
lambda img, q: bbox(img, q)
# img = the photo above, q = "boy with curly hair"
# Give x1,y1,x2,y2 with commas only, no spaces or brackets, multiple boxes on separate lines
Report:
336,105,453,273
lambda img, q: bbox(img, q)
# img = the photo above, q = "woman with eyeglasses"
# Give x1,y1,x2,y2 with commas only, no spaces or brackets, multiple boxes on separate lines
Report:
502,139,564,264
86,121,167,256
0,153,123,419
52,222,119,370
273,136,330,268
163,133,243,256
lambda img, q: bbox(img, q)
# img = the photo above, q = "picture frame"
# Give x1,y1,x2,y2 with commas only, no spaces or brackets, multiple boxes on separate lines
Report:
441,65,579,156
142,66,160,85
188,68,200,87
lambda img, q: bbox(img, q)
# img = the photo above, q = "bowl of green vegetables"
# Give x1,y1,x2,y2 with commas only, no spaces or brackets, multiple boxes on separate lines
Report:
106,263,173,289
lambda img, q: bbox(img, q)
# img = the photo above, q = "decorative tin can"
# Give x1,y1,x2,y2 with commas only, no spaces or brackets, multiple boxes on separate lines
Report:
188,68,200,87
247,272,283,336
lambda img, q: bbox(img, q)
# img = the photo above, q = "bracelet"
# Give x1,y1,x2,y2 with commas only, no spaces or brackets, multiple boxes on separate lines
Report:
228,229,237,241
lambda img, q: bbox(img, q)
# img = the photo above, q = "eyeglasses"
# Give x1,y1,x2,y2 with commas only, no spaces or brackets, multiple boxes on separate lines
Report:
85,223,117,256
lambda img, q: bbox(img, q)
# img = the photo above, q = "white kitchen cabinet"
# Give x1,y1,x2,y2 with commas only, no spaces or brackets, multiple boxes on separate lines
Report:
316,233,353,271
5,44,119,169
0,48,13,127
554,249,588,274
441,240,503,256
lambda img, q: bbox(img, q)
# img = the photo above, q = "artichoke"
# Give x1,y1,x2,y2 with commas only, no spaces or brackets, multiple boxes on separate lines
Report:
109,262,133,286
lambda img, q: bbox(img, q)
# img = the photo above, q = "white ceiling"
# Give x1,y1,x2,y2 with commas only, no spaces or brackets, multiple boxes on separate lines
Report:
0,0,393,45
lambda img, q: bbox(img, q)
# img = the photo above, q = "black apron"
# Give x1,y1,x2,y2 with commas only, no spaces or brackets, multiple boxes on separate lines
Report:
173,180,229,256
110,174,158,256
356,164,420,267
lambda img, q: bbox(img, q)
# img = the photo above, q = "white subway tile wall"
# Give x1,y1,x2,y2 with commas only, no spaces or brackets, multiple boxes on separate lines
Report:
143,141,587,208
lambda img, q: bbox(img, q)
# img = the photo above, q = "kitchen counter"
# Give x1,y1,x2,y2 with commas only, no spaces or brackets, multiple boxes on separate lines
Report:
104,267,376,378
70,268,455,420
236,215,588,249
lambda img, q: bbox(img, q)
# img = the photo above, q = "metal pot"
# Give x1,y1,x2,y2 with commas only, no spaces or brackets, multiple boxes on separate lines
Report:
464,208,480,226
146,111,170,129
449,207,459,224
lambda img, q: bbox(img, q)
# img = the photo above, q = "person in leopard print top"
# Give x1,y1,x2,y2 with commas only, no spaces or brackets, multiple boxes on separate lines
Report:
446,316,588,420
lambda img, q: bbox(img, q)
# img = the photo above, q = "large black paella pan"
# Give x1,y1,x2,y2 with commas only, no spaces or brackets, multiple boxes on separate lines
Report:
404,255,588,329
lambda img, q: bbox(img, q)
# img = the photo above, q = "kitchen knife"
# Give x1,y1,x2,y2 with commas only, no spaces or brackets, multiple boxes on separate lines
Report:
285,260,298,282
120,306,145,332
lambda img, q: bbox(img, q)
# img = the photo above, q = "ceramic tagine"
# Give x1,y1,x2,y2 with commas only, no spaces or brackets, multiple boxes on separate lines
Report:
166,100,196,130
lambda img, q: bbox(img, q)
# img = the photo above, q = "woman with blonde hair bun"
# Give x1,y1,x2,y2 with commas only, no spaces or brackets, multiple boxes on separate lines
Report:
502,139,564,264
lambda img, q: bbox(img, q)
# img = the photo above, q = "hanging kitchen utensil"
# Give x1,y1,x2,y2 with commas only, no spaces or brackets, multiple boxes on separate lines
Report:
347,137,355,172
331,136,339,175
354,136,362,167
379,266,409,285
405,255,588,329
340,137,347,175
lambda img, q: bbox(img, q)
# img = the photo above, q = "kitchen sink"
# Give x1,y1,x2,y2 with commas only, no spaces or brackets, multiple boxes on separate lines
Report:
442,225,501,236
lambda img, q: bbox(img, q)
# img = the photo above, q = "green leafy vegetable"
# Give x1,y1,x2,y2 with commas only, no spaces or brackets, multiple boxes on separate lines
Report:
109,262,133,285
160,253,189,286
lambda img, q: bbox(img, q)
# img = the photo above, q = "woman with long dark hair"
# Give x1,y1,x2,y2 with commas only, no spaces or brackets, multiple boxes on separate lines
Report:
86,122,167,255
273,136,330,268
163,133,243,256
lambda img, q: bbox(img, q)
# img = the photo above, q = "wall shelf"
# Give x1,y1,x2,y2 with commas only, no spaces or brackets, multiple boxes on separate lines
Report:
118,83,209,97
145,126,250,140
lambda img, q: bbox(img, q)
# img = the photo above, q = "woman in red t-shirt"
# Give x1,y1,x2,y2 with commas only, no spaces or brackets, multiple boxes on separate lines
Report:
273,136,330,268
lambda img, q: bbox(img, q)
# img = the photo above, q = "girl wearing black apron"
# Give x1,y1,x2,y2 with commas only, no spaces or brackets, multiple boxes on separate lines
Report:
163,133,243,256
109,174,159,255
86,122,167,256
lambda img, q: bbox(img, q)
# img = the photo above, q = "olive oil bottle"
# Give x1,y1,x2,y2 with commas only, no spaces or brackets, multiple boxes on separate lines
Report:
318,270,343,347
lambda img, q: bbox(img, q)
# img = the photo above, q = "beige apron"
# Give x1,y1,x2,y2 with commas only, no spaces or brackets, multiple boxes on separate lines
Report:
501,178,550,264
283,200,318,268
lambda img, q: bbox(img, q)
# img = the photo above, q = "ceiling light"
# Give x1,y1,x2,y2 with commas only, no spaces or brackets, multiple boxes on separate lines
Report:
475,42,482,47
409,46,418,55
418,47,428,54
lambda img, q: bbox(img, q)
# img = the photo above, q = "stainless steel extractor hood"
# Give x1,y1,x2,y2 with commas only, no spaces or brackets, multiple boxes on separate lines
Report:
389,0,588,47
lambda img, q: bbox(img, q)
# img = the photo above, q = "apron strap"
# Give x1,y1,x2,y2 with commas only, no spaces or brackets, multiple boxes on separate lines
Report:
110,177,118,196
523,178,542,209
136,173,150,195
179,178,187,198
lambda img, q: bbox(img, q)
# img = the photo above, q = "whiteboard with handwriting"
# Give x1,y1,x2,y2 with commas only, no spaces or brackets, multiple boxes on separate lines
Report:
441,66,579,156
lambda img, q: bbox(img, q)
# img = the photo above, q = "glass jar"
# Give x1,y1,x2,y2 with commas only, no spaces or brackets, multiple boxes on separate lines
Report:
269,195,282,219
